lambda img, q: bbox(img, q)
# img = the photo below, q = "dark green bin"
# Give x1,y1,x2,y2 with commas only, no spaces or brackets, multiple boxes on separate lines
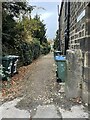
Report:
56,56,66,82
10,55,19,75
0,55,19,80
2,56,13,76
0,56,13,80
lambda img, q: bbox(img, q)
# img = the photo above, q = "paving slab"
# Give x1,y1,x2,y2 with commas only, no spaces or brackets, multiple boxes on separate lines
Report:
33,105,61,118
59,105,88,118
0,98,30,119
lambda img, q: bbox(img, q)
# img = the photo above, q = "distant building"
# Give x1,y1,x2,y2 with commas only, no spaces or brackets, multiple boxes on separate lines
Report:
59,1,90,104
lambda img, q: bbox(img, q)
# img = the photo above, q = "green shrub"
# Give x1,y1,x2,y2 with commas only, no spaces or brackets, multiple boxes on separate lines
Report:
32,38,40,59
40,42,51,55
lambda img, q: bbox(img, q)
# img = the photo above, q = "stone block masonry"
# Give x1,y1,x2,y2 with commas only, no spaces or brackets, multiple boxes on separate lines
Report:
65,49,82,99
59,2,90,104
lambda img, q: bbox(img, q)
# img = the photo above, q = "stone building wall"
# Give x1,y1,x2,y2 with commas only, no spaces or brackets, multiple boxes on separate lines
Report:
69,2,88,49
59,2,90,104
0,2,2,56
81,4,90,104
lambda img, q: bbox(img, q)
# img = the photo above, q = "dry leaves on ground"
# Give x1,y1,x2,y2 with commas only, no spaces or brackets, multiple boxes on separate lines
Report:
1,64,32,102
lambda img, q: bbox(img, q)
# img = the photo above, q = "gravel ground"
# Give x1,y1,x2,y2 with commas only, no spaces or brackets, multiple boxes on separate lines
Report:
1,52,88,119
9,52,87,117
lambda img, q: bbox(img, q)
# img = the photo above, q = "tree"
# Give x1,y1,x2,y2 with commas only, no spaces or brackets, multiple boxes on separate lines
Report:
2,2,34,18
2,2,50,66
2,2,34,44
30,14,47,44
53,30,60,50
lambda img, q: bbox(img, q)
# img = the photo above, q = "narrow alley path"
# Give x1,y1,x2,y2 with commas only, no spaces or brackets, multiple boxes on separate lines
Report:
1,53,88,119
16,52,62,118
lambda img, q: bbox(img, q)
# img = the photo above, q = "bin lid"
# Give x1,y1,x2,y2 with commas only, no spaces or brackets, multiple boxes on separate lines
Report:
2,56,13,60
54,51,62,53
1,55,19,60
55,55,66,61
7,55,19,58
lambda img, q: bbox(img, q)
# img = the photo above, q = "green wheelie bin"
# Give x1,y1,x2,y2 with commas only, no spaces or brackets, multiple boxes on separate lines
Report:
10,55,19,76
0,64,6,80
2,56,13,75
55,56,66,82
1,55,19,80
0,56,13,80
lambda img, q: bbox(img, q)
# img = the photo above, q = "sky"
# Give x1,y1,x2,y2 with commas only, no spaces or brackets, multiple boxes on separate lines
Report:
28,1,61,40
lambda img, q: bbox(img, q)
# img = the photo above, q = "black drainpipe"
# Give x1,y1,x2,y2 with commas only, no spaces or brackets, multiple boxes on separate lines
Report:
64,2,70,55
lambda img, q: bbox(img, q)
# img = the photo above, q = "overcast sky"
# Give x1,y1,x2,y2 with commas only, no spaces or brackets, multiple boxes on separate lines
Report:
28,1,61,40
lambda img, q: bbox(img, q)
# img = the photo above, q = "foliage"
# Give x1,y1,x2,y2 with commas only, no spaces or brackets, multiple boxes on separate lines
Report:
2,2,34,18
53,30,60,50
30,14,47,44
32,38,40,59
2,2,33,43
41,42,51,55
2,2,50,67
